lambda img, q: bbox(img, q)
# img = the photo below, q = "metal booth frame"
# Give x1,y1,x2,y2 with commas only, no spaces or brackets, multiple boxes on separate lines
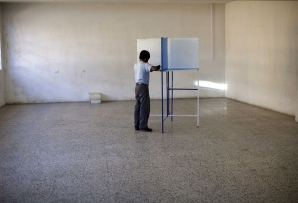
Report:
159,37,199,133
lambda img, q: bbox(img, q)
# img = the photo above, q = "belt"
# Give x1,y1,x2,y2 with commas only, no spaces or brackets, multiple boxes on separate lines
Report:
136,82,148,85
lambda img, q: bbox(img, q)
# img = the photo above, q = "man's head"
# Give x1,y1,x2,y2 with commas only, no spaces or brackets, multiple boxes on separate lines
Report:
139,50,150,62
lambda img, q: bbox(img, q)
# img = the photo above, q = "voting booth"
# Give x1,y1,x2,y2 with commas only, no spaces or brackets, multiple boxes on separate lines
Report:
137,38,199,133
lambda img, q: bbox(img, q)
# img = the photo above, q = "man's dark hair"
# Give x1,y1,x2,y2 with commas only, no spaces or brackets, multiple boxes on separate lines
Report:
139,50,150,60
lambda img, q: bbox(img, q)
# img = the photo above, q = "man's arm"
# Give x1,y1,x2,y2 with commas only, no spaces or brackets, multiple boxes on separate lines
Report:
151,65,161,71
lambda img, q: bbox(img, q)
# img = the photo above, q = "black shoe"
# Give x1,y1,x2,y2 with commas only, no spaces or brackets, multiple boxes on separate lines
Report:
135,127,140,130
140,127,152,132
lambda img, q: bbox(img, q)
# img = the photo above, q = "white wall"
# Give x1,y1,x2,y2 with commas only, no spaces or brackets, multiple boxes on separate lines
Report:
0,4,5,108
225,1,298,116
2,3,225,103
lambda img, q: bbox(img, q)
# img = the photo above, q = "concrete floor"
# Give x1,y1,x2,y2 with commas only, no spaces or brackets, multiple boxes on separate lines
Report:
0,98,297,203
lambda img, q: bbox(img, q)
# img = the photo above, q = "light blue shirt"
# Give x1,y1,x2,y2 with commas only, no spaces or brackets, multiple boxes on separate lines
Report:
134,61,152,85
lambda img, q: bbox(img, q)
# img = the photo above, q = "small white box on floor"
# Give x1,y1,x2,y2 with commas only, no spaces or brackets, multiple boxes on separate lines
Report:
90,99,101,104
89,93,101,104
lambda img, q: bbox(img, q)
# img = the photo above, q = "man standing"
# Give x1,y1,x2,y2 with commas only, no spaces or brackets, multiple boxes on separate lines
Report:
134,50,160,132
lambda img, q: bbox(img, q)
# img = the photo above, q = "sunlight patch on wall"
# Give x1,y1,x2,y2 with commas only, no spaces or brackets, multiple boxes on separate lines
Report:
194,80,227,90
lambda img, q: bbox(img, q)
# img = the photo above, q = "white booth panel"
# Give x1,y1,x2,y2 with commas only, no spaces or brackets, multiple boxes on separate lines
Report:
168,38,199,70
137,39,161,66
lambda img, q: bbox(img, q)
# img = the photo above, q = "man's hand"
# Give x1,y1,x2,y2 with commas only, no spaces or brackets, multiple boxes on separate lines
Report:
151,65,161,71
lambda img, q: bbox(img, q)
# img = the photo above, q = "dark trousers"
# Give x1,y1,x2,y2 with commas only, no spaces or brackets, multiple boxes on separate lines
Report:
134,84,150,129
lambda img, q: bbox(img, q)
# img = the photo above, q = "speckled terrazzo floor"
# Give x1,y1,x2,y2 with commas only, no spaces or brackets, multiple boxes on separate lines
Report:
0,98,297,203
